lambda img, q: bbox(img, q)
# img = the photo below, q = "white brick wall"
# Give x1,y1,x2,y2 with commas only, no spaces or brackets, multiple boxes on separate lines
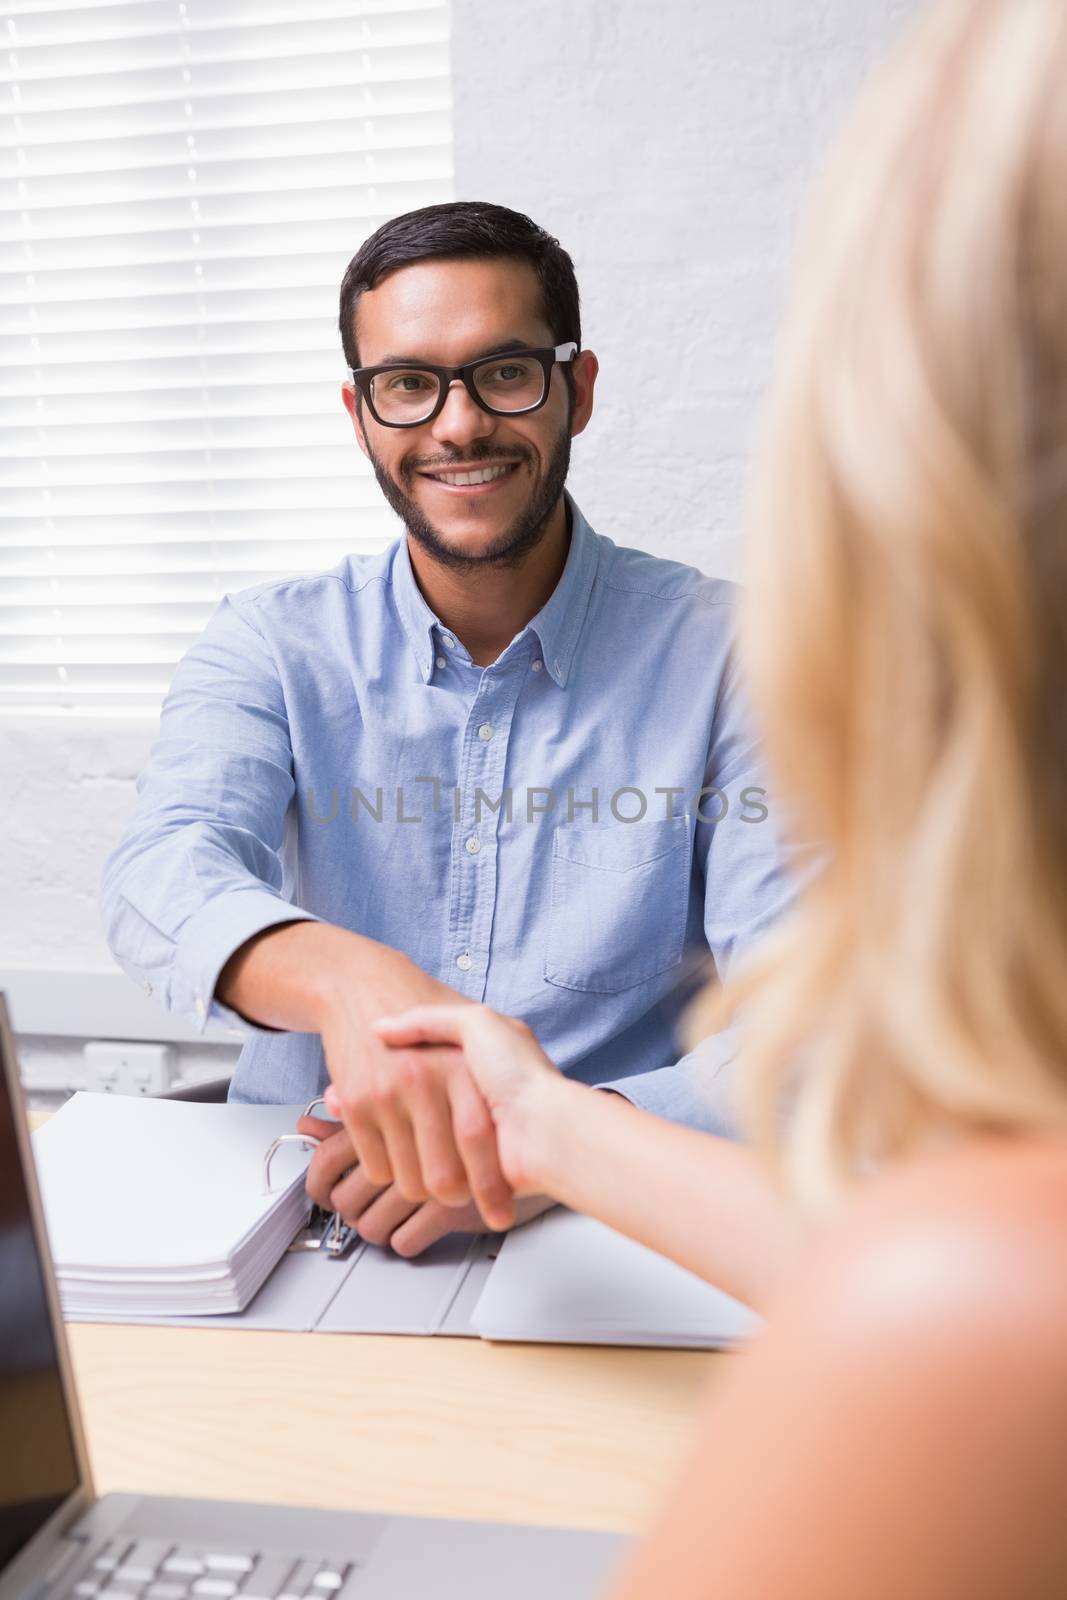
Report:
451,0,921,574
1,0,920,1083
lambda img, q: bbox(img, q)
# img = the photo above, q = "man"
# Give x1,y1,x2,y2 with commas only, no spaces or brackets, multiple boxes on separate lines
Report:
100,201,791,1257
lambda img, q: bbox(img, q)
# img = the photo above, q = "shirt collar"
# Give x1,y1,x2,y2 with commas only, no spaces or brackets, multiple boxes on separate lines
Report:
390,535,440,684
389,491,599,688
527,493,599,687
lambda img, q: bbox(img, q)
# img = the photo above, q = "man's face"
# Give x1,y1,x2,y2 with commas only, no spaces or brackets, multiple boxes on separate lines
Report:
341,257,596,571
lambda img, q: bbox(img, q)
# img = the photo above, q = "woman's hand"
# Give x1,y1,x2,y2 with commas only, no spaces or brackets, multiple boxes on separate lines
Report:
325,1003,575,1197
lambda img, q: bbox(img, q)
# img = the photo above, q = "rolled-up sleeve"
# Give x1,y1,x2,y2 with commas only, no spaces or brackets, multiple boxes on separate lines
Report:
99,592,322,1037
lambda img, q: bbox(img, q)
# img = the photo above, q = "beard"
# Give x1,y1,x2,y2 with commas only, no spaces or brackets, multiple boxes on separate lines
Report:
363,417,573,574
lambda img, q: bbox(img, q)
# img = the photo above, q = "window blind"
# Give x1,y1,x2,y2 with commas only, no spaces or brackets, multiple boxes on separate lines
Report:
0,0,453,714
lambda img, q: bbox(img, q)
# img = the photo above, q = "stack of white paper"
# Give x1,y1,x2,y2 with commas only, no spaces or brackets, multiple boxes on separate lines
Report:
32,1095,313,1316
471,1208,762,1349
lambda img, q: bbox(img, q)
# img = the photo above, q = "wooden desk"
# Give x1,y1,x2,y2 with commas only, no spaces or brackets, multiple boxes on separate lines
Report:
28,1113,720,1532
67,1322,720,1533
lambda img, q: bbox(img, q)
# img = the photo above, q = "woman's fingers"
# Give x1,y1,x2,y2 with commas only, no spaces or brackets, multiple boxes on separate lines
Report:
373,1004,477,1048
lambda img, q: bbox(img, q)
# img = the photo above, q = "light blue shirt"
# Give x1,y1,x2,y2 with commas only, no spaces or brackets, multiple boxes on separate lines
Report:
100,497,792,1131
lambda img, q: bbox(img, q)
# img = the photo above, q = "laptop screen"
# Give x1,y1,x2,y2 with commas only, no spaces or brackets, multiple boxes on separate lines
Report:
0,1012,81,1573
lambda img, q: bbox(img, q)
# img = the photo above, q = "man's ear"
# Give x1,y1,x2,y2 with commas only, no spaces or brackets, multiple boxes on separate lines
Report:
341,382,371,461
569,349,599,439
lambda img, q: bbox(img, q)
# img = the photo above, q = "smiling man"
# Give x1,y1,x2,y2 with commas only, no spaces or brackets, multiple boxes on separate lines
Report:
101,201,792,1257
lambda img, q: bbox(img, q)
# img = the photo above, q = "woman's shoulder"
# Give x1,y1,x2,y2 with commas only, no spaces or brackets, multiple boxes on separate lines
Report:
733,1136,1067,1591
629,1138,1067,1599
772,1134,1067,1443
814,1134,1067,1307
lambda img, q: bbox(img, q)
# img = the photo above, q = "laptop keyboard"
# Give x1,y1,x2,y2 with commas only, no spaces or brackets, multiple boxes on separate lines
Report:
68,1542,356,1600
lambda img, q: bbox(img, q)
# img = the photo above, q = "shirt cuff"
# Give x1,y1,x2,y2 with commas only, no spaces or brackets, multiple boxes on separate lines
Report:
596,1027,744,1137
171,889,324,1039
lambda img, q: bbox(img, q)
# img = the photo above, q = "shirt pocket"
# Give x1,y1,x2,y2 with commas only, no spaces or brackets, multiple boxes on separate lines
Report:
544,815,691,994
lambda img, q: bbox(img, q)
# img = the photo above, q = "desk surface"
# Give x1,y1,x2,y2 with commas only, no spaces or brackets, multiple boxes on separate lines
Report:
30,1109,720,1534
68,1321,719,1535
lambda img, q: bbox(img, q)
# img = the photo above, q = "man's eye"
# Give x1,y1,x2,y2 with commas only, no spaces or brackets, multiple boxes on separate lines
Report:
386,373,432,392
488,364,526,382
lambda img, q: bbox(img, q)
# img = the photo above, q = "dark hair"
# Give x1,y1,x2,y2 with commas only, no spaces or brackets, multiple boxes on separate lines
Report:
338,200,581,374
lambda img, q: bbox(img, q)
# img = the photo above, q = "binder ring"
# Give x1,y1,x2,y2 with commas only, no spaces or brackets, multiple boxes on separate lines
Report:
262,1132,320,1194
303,1095,333,1120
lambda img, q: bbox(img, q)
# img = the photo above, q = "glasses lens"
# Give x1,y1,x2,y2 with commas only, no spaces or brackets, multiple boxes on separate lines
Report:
369,369,441,424
472,354,545,413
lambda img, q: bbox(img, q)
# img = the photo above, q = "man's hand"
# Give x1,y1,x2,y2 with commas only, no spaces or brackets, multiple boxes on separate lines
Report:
296,1113,553,1257
370,1003,575,1196
217,923,514,1225
308,937,515,1229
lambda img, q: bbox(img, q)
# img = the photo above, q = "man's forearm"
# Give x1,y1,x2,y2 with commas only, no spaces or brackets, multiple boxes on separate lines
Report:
215,919,414,1033
532,1082,800,1312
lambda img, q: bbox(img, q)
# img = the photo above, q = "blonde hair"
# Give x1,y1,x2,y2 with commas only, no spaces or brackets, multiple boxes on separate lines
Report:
710,0,1067,1206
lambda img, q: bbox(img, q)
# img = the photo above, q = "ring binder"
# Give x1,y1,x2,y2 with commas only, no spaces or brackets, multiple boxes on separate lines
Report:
32,1093,761,1344
265,1097,359,1260
263,1132,320,1193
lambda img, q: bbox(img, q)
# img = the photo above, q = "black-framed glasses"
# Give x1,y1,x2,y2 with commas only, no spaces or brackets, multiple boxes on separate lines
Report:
349,341,578,428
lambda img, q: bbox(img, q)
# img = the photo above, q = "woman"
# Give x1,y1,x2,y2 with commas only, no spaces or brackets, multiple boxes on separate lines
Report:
366,1,1067,1592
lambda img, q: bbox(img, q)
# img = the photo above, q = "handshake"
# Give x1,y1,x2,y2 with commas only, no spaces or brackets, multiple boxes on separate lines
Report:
295,954,577,1258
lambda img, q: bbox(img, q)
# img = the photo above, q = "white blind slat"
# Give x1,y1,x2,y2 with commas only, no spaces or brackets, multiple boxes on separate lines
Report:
2,480,386,517
0,506,393,544
0,76,452,149
0,108,452,185
1,550,386,599
1,18,449,81
0,258,357,306
4,3,438,44
1,44,449,116
0,342,408,393
2,449,372,488
0,143,452,216
0,388,333,424
0,411,351,453
0,197,450,266
0,169,453,246
1,0,453,712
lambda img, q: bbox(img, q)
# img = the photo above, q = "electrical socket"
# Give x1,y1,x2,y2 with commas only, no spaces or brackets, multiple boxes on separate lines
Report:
83,1040,175,1097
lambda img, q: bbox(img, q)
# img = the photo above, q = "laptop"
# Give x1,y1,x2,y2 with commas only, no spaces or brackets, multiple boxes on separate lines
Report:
0,995,626,1600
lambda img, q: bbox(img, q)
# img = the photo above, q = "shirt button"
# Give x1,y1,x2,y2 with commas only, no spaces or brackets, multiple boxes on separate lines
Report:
142,979,153,996
455,951,473,972
477,723,493,742
531,658,543,672
465,835,481,856
435,655,446,669
441,633,456,650
195,998,206,1020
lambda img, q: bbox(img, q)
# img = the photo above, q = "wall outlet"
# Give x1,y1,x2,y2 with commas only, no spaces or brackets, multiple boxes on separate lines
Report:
83,1040,175,1096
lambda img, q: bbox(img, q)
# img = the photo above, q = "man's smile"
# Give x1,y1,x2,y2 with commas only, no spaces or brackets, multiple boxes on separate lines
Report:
417,461,524,493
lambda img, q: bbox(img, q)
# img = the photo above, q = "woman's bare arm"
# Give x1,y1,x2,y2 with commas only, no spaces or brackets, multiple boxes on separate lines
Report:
372,1004,800,1310
531,1085,799,1311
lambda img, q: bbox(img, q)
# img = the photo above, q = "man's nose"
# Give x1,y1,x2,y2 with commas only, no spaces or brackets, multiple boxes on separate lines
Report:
429,379,496,450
